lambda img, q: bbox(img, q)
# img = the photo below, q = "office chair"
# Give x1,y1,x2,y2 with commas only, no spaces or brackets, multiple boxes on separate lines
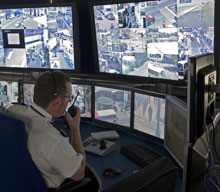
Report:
0,112,101,192
0,112,48,192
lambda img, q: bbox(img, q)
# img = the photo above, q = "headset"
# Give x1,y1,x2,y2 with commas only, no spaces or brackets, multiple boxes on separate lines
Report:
51,72,58,97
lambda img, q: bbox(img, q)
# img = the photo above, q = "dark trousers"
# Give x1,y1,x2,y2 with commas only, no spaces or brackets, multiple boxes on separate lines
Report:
48,177,92,192
48,165,100,192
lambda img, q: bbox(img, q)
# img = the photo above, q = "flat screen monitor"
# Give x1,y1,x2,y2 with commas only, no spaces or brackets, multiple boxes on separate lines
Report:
164,95,187,168
71,84,92,118
0,3,80,72
134,91,165,140
182,53,214,192
90,0,215,83
0,80,19,109
94,85,131,127
22,81,92,118
187,53,214,143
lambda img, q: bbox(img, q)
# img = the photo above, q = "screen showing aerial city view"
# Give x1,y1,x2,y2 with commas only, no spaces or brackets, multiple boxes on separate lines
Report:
0,5,75,69
95,86,131,127
93,0,214,81
0,81,18,109
134,93,165,139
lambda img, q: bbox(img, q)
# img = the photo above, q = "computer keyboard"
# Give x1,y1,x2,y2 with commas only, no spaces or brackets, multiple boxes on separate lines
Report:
121,143,162,167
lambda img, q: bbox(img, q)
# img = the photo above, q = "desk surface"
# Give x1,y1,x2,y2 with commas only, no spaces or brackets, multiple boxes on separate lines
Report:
78,120,183,192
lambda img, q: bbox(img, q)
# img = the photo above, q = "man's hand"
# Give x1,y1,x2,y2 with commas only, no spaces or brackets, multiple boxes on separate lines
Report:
66,106,80,132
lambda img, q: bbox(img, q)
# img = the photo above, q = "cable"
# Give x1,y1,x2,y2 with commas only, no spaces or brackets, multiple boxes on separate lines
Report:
207,109,220,161
206,109,220,188
212,120,220,161
204,108,214,165
204,123,213,165
206,177,220,192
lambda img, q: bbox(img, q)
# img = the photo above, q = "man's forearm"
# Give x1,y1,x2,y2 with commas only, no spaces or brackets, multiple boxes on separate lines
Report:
71,129,86,166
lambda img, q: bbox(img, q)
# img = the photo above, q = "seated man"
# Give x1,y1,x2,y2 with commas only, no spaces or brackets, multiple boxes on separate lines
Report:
6,71,86,191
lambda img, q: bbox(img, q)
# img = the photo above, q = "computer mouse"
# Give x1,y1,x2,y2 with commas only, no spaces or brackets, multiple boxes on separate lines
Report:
103,167,121,176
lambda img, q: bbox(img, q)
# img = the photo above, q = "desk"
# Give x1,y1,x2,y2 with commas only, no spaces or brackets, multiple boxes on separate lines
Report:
79,120,183,192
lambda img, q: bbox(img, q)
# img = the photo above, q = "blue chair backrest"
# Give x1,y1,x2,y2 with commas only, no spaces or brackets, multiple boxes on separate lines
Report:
0,112,47,192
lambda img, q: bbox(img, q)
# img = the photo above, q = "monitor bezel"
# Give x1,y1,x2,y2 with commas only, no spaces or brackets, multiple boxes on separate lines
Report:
0,2,80,73
163,95,187,169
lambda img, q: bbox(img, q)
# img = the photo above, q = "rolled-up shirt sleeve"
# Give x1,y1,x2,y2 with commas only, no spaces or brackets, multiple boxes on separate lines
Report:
47,137,83,179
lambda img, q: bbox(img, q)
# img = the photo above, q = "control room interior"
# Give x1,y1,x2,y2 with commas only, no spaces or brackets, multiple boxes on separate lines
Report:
0,0,220,192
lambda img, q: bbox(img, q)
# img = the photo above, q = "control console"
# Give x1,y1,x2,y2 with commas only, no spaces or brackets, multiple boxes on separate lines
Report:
83,136,117,156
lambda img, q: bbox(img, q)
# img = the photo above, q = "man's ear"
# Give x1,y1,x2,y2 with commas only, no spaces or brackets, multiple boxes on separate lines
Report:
52,96,61,106
46,96,62,117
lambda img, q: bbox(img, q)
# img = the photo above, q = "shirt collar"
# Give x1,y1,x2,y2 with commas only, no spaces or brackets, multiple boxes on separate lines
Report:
32,102,53,122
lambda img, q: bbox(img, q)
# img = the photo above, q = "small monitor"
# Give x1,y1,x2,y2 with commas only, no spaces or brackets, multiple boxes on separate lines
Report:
71,84,92,118
94,85,131,127
134,91,165,140
90,0,215,83
182,53,215,192
187,53,214,143
0,80,19,109
22,81,92,118
0,2,80,72
164,95,187,168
